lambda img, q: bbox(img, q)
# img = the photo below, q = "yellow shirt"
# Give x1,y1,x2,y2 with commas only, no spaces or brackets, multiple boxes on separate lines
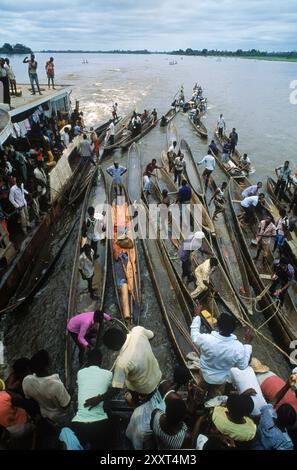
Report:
191,259,212,298
112,326,162,394
212,406,257,442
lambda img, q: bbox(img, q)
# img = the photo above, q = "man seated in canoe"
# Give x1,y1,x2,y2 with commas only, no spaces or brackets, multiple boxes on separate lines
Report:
130,112,142,137
106,161,127,196
239,153,251,174
83,326,162,409
190,257,218,299
209,140,218,156
190,304,253,398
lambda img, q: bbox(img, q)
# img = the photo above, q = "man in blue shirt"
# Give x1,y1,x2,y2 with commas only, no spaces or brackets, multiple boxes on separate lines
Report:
176,180,191,204
252,403,295,450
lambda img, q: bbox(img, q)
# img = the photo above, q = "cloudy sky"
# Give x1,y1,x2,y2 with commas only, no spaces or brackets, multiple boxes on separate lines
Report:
1,0,297,51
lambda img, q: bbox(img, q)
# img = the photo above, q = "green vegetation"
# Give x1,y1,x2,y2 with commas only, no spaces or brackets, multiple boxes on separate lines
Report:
38,47,297,62
0,43,32,55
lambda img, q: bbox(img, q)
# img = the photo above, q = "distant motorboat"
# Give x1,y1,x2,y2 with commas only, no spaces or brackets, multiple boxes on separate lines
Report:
169,60,178,65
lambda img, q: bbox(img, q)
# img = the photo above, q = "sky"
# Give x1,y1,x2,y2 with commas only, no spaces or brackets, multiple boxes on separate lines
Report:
1,0,297,52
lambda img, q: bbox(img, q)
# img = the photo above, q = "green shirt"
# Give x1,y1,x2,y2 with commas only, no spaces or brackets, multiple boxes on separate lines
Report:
72,366,112,423
277,166,292,183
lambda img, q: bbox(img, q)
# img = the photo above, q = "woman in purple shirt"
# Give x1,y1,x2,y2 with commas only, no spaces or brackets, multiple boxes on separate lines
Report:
67,310,111,365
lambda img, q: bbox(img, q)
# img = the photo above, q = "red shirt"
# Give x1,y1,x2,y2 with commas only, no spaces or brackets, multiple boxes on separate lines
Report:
261,375,297,413
0,391,28,428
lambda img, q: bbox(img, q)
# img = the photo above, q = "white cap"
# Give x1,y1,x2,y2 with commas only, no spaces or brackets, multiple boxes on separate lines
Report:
194,231,205,239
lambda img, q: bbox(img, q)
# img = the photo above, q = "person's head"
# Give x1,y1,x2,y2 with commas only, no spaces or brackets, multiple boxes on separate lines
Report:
180,153,184,160
85,349,102,368
284,160,290,168
207,149,212,155
50,57,54,62
227,394,254,421
210,257,218,269
15,178,23,188
265,215,273,224
83,244,92,256
173,141,177,148
12,357,31,379
4,58,10,66
258,193,265,203
279,207,287,218
277,404,296,430
257,181,263,189
220,114,223,118
93,309,104,324
211,139,215,144
217,312,236,336
30,54,35,60
279,257,289,270
65,127,70,134
202,436,229,450
87,206,95,217
152,158,157,165
83,134,87,140
102,328,127,351
30,350,50,376
243,153,248,160
162,189,168,198
181,179,187,187
173,365,191,386
232,128,236,132
221,182,227,189
114,161,119,169
165,394,187,426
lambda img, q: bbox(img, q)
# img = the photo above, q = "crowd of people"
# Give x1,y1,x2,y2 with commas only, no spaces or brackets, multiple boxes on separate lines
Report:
1,305,297,450
0,107,88,261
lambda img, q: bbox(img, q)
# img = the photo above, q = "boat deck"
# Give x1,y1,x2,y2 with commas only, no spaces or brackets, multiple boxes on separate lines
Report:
10,83,71,118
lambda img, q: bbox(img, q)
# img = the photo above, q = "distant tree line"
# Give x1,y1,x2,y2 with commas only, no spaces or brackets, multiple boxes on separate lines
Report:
170,48,297,58
0,43,32,54
38,48,297,59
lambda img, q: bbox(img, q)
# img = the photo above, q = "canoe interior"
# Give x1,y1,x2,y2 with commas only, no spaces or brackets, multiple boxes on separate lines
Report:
109,184,141,326
188,113,208,139
180,138,204,199
65,169,109,389
127,142,142,204
228,179,297,349
120,116,156,149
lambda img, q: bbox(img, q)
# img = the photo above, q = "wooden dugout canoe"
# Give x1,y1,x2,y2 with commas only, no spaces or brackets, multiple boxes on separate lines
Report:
228,178,297,350
127,142,142,204
137,199,202,387
160,107,179,127
188,112,208,139
109,184,141,326
152,169,247,325
65,168,109,388
120,115,157,149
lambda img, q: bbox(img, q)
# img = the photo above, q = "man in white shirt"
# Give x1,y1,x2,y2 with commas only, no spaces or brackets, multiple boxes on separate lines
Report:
22,350,72,426
78,244,98,300
239,153,251,173
70,350,112,450
167,140,178,172
106,161,127,196
190,304,253,396
9,178,30,235
217,113,226,138
60,127,70,148
108,120,115,145
241,182,262,199
79,134,95,167
84,326,162,408
240,193,265,225
198,150,216,190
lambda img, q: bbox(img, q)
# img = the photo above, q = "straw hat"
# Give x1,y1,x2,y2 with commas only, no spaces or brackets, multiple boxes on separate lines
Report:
250,357,270,374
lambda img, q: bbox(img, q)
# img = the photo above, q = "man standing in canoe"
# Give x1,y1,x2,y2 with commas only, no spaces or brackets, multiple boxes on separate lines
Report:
253,216,276,264
269,257,294,306
217,114,225,138
143,159,161,196
106,161,127,196
198,150,216,190
167,140,178,172
274,161,292,202
79,244,99,300
78,134,96,167
229,128,238,155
